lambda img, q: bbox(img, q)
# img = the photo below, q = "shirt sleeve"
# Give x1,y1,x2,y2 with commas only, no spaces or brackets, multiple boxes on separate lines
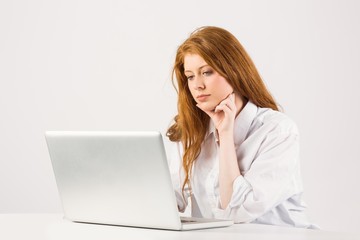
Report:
213,130,302,223
163,137,189,213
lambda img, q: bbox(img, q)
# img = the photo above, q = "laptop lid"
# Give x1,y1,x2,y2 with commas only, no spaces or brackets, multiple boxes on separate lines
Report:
45,131,183,230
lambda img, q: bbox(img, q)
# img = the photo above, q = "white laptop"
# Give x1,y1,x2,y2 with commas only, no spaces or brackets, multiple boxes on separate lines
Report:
45,131,233,230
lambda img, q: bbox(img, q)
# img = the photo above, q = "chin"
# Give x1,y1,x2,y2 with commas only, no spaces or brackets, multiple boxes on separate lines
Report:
197,102,217,112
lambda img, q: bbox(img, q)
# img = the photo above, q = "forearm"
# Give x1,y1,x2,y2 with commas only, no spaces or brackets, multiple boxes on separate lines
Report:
218,131,241,209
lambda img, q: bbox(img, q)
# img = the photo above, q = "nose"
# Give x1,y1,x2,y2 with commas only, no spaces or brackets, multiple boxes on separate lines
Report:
193,76,205,90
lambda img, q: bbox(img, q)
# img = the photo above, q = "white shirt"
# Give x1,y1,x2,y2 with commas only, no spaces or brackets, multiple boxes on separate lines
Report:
165,101,317,228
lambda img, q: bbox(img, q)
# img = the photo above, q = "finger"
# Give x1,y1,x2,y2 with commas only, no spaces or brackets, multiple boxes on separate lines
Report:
218,99,235,112
216,99,238,118
230,92,235,102
225,93,237,111
230,93,238,113
214,103,232,113
222,106,233,118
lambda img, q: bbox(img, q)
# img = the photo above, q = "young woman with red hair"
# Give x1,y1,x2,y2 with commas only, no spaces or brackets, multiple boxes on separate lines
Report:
166,26,316,228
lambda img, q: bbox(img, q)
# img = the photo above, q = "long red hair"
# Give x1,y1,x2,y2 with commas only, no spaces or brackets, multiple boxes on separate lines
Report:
167,26,278,193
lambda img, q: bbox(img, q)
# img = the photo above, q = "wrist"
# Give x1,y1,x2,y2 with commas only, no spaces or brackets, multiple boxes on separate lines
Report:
218,129,234,141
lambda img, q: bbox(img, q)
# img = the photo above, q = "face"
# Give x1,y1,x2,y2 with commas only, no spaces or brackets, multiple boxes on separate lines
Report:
184,54,234,112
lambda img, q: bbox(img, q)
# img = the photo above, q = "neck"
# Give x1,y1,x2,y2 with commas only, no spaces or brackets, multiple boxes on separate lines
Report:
235,94,247,117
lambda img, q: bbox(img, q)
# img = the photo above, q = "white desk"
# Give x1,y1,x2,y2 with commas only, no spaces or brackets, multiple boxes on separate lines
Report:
1,214,358,240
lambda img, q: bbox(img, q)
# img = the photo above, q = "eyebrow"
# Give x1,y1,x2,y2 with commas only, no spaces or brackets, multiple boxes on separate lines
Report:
184,64,209,74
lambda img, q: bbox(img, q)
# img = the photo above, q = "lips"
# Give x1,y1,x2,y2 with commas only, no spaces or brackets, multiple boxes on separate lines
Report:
196,94,210,102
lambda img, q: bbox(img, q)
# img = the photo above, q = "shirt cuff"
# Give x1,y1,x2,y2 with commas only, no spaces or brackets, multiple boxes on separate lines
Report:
213,175,252,220
229,175,252,208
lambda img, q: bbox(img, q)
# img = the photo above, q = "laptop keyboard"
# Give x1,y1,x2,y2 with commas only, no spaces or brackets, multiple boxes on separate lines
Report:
180,216,219,224
181,219,197,223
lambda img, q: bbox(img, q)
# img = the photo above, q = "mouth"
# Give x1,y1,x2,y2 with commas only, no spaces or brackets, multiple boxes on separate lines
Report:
196,94,210,102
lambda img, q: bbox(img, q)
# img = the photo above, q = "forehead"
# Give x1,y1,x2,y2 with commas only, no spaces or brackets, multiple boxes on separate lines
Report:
184,54,208,71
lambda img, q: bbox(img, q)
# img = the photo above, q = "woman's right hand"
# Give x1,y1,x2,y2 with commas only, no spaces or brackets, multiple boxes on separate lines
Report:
197,93,237,136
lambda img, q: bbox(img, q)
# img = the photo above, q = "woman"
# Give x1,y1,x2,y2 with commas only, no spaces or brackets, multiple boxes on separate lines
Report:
165,26,316,228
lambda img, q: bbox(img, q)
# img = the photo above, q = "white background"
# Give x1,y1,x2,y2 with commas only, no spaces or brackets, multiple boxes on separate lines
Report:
1,0,359,233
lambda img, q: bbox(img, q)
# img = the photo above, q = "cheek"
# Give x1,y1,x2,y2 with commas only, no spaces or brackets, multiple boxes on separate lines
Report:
213,78,233,99
187,83,196,99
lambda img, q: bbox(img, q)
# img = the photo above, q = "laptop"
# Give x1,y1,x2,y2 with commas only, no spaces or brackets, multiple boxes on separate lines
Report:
45,131,233,230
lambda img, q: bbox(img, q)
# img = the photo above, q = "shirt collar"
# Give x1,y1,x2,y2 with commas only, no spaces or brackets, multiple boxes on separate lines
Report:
207,117,217,140
207,100,258,145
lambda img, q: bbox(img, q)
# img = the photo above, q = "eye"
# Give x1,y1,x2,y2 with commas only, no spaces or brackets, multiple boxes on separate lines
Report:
186,75,194,81
202,70,213,76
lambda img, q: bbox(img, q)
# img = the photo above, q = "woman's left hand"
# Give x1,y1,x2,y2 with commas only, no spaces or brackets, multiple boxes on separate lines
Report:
197,93,237,136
